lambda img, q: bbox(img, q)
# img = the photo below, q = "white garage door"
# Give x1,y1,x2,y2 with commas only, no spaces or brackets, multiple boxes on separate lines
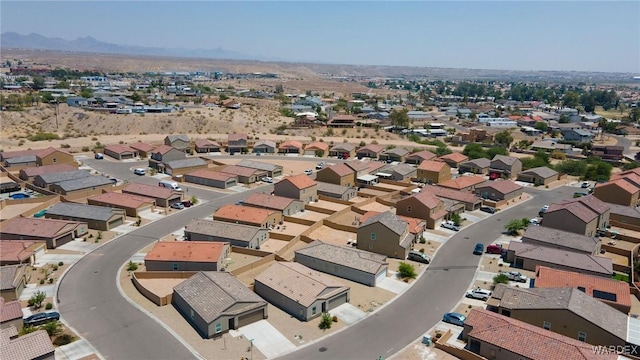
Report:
375,269,387,286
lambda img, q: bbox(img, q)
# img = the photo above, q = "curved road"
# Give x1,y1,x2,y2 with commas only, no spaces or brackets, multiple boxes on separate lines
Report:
59,154,573,360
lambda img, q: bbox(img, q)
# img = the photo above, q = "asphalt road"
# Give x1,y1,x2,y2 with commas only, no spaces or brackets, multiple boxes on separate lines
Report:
278,186,574,360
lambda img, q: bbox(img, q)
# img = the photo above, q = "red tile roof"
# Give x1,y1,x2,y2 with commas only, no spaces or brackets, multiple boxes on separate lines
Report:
0,297,23,322
228,133,247,142
194,139,221,148
244,193,295,211
418,160,448,172
129,142,155,152
534,266,631,307
279,140,303,149
0,217,82,239
357,144,384,154
324,163,354,177
476,180,522,194
214,204,276,225
437,152,468,163
88,192,155,208
547,202,598,223
0,240,45,263
437,176,486,190
218,165,259,177
423,185,482,204
407,191,442,209
105,144,137,154
304,142,329,152
360,211,425,234
0,327,55,360
596,178,640,195
407,150,437,161
36,147,69,158
186,169,236,182
123,183,180,199
144,241,228,263
153,145,175,155
281,174,317,189
20,163,76,178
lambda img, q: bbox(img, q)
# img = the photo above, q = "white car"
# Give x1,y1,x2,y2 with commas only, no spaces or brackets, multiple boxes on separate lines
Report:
502,271,528,283
261,176,273,183
304,169,313,175
133,168,146,176
465,288,492,301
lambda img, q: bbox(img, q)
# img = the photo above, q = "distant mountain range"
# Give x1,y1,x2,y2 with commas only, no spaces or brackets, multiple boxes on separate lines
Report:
0,32,266,61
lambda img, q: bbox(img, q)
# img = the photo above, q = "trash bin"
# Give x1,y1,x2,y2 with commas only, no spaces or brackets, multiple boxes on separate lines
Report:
422,334,432,346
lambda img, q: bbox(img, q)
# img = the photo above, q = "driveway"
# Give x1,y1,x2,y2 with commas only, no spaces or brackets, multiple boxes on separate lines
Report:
20,284,56,300
330,303,367,325
229,320,297,359
377,273,410,294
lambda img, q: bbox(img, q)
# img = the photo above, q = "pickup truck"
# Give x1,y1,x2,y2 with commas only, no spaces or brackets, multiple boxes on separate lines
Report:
501,271,528,283
465,288,492,301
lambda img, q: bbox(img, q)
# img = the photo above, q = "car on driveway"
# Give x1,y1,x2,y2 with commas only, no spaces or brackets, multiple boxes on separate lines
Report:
529,218,541,226
473,243,484,255
465,288,492,301
441,221,461,231
407,250,431,264
304,169,313,175
170,203,185,210
133,168,146,176
181,200,192,208
581,182,590,188
261,176,273,183
316,162,325,170
539,205,549,217
24,311,60,326
94,153,104,159
501,270,528,283
480,206,496,214
442,312,466,326
486,243,504,254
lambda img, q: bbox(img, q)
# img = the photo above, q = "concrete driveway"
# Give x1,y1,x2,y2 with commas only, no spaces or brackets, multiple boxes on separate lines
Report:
230,320,296,359
57,239,100,253
55,339,102,360
35,253,84,266
20,284,56,300
330,303,367,325
377,273,410,294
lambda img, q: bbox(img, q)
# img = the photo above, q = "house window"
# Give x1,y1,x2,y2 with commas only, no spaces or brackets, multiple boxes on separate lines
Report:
173,263,178,270
312,306,317,315
407,206,412,213
215,322,222,333
543,321,551,330
577,286,586,292
370,233,376,240
578,332,587,342
190,309,194,319
52,158,57,163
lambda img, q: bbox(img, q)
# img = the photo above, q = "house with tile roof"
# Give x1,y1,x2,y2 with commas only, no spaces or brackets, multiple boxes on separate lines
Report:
213,204,282,229
215,165,260,184
194,139,221,153
184,219,268,249
458,157,491,175
236,159,283,177
254,261,350,321
19,163,77,181
242,193,304,215
607,203,640,231
542,195,610,237
104,144,139,160
44,202,126,231
184,169,238,189
521,225,600,255
517,166,560,185
405,150,437,165
0,298,23,331
0,240,46,266
344,160,371,177
172,272,267,337
436,175,486,192
356,144,384,159
316,163,356,187
505,241,613,277
35,147,74,167
295,240,388,287
490,155,523,179
144,241,230,271
0,217,88,249
87,192,155,217
417,160,451,184
149,144,186,171
593,175,640,207
122,183,182,208
461,308,619,360
533,266,631,314
0,326,55,360
437,152,469,168
376,163,417,181
227,133,248,154
357,211,413,259
164,134,191,152
360,211,426,239
379,147,410,163
0,264,28,301
129,141,155,158
396,190,448,229
422,185,483,211
278,140,303,154
486,285,629,348
252,139,276,154
316,181,357,201
164,158,208,176
274,174,318,204
474,180,523,201
303,141,329,156
328,143,356,158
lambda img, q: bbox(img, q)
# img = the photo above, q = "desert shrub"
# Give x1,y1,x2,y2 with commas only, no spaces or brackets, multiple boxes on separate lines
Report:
58,261,64,266
332,315,338,322
45,302,53,310
398,262,417,279
28,132,59,141
53,334,75,346
319,312,332,330
60,144,71,149
127,261,138,271
493,273,509,285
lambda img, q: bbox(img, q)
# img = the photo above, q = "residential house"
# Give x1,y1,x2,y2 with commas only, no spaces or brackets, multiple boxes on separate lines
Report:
458,158,491,175
164,135,191,152
49,176,115,195
217,165,260,184
316,182,357,201
417,160,451,184
194,139,221,153
533,266,631,314
486,285,628,347
376,163,417,181
149,145,186,171
593,175,640,207
0,326,55,360
33,169,91,189
531,139,573,154
295,240,388,287
227,133,248,154
562,129,594,142
607,203,640,230
236,159,283,177
461,308,618,360
252,140,276,154
0,217,88,249
35,147,74,167
396,191,447,229
517,166,559,185
273,174,318,204
357,211,413,259
327,114,355,128
144,241,230,271
345,160,371,177
164,158,208,176
521,225,600,255
242,193,304,216
129,142,155,158
172,272,267,338
315,164,355,187
356,144,384,159
0,264,28,302
45,202,126,231
437,152,469,168
184,169,238,189
436,175,486,192
303,142,329,157
0,149,42,168
0,240,46,266
489,155,523,179
221,99,240,109
104,144,139,160
360,211,426,242
379,147,410,163
0,298,23,331
590,145,624,161
87,192,155,217
405,150,437,165
122,183,183,208
254,262,350,321
18,163,77,181
278,140,303,154
474,180,523,201
329,143,356,158
213,204,282,229
542,195,610,236
422,185,483,211
505,242,613,277
184,219,268,249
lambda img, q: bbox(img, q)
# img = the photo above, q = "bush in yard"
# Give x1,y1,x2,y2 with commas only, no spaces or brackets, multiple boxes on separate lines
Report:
493,273,509,285
45,302,53,310
53,334,75,346
39,279,45,285
319,312,333,331
19,326,37,336
419,236,426,244
332,315,338,322
127,261,138,272
28,290,46,309
42,320,62,336
58,261,64,266
398,262,417,279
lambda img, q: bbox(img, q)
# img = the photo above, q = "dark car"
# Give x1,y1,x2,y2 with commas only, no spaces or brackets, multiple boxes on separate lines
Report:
407,250,431,264
473,243,484,255
442,312,466,326
486,244,504,254
24,311,60,326
181,200,193,208
480,206,495,214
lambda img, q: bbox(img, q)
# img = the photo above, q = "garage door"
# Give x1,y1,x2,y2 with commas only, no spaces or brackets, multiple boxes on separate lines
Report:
328,293,348,310
108,217,124,229
375,269,387,286
304,150,315,156
237,309,264,328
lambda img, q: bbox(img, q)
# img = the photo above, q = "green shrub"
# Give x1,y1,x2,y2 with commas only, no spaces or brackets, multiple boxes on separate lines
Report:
58,261,64,266
39,279,45,285
127,261,138,272
53,334,75,346
28,132,59,142
398,262,417,279
45,302,53,310
493,273,509,285
319,312,333,331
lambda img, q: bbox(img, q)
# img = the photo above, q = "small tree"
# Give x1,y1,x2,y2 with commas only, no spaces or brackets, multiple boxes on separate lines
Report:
127,261,138,272
398,262,417,279
450,213,462,226
20,326,37,336
504,218,528,236
190,195,198,205
28,290,47,309
319,312,333,331
493,273,509,285
42,320,62,337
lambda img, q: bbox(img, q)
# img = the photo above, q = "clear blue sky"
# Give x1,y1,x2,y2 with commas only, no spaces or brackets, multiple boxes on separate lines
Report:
2,1,639,73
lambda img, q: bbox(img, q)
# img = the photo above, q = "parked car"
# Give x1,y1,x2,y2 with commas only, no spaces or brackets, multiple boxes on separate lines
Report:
181,200,192,208
441,221,461,232
442,312,466,326
480,206,496,214
316,162,325,170
486,243,504,254
235,200,244,205
261,176,273,183
133,168,146,176
581,182,590,188
539,205,549,217
24,312,60,326
170,203,185,210
529,218,541,226
501,270,528,283
473,243,484,255
304,169,313,175
94,153,104,159
407,250,431,264
465,287,492,301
